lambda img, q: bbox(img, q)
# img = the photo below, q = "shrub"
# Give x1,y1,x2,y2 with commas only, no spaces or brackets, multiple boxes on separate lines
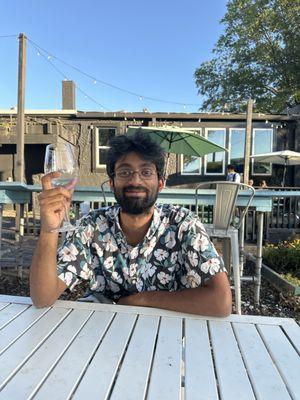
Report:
263,239,300,279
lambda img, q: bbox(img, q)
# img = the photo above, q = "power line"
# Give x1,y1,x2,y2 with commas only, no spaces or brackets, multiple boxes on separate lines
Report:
0,34,18,38
28,41,111,111
27,37,201,108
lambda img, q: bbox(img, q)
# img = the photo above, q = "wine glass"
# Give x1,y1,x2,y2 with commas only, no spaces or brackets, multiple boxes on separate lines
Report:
44,142,79,232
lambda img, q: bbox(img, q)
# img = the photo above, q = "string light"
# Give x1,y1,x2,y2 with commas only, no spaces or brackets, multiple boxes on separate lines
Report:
28,41,111,111
27,36,201,109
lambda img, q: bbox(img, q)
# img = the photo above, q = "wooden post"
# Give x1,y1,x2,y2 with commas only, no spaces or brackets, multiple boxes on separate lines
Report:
15,33,27,250
16,33,27,183
243,98,253,184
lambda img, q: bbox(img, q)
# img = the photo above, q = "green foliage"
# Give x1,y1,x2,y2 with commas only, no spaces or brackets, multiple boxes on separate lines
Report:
195,0,300,113
263,239,300,279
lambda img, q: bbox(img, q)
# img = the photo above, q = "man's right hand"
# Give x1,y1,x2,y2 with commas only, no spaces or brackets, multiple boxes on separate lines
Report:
38,172,74,233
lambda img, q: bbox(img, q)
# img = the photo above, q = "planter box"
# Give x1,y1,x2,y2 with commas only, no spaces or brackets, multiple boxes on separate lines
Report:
262,263,300,296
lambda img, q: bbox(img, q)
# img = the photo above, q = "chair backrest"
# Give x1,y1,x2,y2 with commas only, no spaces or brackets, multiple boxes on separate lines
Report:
195,181,255,231
100,179,111,207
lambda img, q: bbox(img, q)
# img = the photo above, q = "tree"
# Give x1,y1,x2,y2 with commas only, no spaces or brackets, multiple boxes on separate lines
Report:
195,0,300,113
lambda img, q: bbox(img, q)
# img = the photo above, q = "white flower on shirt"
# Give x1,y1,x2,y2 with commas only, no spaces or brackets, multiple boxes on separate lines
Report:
157,271,172,285
154,249,168,261
201,258,221,275
104,256,114,269
81,225,94,245
174,210,185,223
171,251,178,264
111,271,123,284
165,231,176,249
136,278,144,292
60,244,79,262
63,271,74,286
80,263,91,280
140,263,156,279
141,237,156,257
129,263,138,276
186,270,201,288
178,220,190,240
122,267,130,279
130,246,139,259
188,251,199,267
102,233,118,252
191,233,209,252
92,242,103,257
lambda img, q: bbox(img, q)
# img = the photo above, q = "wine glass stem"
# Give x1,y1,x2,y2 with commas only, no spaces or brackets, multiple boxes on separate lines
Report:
63,202,71,226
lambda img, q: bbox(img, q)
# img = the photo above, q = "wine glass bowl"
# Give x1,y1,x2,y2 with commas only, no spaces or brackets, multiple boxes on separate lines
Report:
44,142,79,232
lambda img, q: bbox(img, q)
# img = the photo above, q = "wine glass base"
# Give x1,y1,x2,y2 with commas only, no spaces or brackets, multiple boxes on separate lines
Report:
51,223,77,233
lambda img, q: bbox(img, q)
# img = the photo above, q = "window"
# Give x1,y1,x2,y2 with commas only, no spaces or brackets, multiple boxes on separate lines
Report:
181,155,202,174
252,128,273,175
204,128,226,174
95,127,116,167
181,128,202,175
229,128,245,172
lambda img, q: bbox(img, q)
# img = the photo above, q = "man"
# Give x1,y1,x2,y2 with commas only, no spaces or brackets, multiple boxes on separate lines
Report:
226,164,241,183
30,131,232,316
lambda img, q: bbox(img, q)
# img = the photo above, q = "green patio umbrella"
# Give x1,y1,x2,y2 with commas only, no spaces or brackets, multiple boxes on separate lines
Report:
127,126,227,176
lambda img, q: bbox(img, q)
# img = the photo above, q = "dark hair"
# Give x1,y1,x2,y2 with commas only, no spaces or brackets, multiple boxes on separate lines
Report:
227,164,236,170
106,129,166,178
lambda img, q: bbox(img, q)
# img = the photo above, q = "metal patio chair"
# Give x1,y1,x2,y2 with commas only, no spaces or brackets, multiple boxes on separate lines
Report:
195,181,255,314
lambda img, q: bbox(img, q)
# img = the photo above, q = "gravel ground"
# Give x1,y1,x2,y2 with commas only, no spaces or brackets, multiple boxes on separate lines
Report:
1,268,299,323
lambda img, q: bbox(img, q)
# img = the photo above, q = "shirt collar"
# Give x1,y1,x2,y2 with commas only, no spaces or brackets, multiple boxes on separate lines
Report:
108,205,162,246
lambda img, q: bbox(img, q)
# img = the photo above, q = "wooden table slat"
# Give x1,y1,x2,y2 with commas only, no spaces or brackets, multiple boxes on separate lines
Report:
185,319,218,400
0,303,29,330
0,307,70,389
110,315,160,400
146,317,182,400
72,312,136,399
233,323,292,400
33,311,115,400
0,309,94,399
209,320,255,400
0,303,9,312
281,321,300,354
258,324,300,400
0,307,50,354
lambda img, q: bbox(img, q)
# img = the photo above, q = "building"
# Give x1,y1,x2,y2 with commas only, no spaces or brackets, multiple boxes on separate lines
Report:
0,82,299,187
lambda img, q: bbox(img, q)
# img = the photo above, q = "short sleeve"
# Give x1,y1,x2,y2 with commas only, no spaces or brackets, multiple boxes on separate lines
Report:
177,217,227,290
56,215,95,291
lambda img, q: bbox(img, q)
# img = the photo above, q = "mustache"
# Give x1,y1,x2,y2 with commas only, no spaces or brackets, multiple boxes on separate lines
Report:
123,185,148,192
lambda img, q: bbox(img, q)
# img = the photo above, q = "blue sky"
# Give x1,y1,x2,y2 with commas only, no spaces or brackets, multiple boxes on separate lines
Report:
0,0,227,113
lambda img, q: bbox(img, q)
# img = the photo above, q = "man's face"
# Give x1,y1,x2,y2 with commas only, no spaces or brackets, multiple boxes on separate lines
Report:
110,152,164,215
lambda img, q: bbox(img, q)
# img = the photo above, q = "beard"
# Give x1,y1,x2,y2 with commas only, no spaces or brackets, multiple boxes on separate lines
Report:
113,184,159,215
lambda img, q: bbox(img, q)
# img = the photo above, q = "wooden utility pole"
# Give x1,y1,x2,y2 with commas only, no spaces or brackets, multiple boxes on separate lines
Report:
243,98,253,184
15,33,27,252
16,33,27,182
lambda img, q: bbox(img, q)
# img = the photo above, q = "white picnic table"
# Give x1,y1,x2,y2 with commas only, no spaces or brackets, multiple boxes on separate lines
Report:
0,295,299,400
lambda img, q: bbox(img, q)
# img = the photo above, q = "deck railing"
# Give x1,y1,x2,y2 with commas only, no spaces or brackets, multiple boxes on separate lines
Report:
2,184,300,243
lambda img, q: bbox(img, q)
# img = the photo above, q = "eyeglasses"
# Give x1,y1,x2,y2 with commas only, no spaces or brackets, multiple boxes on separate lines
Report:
114,168,157,180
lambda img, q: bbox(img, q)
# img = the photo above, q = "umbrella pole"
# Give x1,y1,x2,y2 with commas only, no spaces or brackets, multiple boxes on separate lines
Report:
282,159,287,187
163,140,173,181
164,152,170,180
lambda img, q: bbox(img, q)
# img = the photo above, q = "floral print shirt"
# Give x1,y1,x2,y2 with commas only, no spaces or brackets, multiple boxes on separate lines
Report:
57,204,226,301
